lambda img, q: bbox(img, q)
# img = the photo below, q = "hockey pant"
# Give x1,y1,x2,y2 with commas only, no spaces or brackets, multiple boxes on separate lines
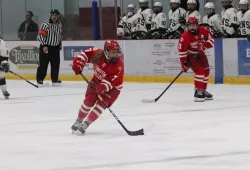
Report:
77,83,120,124
188,54,210,90
0,71,7,92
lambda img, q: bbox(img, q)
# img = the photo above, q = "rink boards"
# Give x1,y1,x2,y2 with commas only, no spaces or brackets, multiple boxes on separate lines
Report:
4,39,250,84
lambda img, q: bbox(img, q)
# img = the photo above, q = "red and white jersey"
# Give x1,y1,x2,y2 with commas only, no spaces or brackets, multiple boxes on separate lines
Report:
78,48,124,91
178,26,214,59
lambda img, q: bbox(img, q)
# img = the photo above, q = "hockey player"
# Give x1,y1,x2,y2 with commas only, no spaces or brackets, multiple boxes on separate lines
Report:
221,0,238,38
202,2,222,38
117,4,137,39
165,0,187,39
0,37,10,99
186,0,201,24
133,0,153,39
178,17,214,102
237,0,250,37
71,40,124,134
148,2,167,39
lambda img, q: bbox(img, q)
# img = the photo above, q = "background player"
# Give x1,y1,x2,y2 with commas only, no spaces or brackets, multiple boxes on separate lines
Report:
202,2,222,38
186,0,201,24
148,2,167,39
221,0,238,37
117,4,137,39
0,37,10,99
133,0,153,39
71,40,124,135
166,0,186,39
237,0,250,37
178,17,214,102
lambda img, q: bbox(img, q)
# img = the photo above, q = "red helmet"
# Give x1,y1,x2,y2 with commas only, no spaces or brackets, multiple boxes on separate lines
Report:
187,17,198,25
104,40,121,63
104,39,120,52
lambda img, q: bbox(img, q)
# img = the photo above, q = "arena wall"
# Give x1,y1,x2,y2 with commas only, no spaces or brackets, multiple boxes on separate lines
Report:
5,39,250,84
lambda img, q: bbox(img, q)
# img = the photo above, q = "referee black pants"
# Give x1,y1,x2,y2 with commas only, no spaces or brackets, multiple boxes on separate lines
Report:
36,45,60,83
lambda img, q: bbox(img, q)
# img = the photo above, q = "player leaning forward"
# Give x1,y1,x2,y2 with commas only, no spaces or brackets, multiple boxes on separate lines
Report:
71,40,124,134
0,37,10,99
178,17,214,102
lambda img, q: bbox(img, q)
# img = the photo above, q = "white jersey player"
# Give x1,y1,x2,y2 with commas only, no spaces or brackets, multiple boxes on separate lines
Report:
168,0,186,37
135,0,153,33
202,2,222,37
148,2,167,39
0,38,10,99
186,0,201,24
221,0,238,37
117,4,137,39
237,0,250,37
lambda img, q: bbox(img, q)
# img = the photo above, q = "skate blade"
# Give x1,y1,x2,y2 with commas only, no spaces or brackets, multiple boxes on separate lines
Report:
194,98,205,102
205,97,213,100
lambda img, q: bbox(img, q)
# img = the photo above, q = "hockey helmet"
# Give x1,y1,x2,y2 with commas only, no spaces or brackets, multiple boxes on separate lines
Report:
139,0,149,9
170,0,180,11
127,4,136,16
221,0,232,8
187,0,197,11
239,0,249,11
187,17,199,35
204,2,215,15
104,40,121,63
153,2,163,13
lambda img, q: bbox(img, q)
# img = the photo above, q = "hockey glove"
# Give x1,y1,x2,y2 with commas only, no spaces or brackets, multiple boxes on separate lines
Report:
72,55,86,75
180,57,189,73
1,60,9,73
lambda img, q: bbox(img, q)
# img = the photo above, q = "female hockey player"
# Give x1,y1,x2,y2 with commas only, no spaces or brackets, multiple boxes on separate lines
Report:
0,37,10,99
71,40,124,135
178,17,214,102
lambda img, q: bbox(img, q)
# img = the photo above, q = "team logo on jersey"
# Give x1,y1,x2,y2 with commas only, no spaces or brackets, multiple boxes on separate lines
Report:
9,45,39,70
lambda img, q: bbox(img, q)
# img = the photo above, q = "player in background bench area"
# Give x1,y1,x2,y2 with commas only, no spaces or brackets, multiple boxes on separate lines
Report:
0,37,10,99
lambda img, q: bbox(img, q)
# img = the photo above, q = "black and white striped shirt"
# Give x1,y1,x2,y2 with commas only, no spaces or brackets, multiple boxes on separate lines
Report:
37,19,62,46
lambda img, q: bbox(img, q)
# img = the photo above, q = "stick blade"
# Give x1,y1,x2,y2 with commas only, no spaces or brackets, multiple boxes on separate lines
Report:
128,128,144,136
141,99,156,103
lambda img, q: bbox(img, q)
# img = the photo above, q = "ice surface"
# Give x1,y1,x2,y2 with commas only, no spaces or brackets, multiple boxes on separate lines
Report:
1,80,250,170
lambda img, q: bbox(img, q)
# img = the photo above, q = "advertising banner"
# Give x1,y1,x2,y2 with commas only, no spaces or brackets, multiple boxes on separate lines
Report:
238,40,250,75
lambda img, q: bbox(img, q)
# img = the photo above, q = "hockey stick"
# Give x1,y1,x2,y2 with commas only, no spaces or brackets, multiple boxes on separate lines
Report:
141,70,183,103
9,70,38,88
80,73,144,136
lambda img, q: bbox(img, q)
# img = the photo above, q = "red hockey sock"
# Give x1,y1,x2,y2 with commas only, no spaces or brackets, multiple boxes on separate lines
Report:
203,68,210,90
86,103,105,123
194,74,205,89
77,103,92,121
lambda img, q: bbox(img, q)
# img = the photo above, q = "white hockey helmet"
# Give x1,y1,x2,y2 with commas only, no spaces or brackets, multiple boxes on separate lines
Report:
239,0,249,5
139,0,148,3
239,0,249,11
153,2,163,7
187,0,197,4
127,4,136,16
170,0,180,3
153,2,163,13
205,2,215,9
139,0,148,9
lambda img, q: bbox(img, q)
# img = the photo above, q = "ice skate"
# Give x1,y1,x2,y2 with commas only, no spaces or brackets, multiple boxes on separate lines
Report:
78,121,90,135
204,91,213,100
194,89,205,102
71,119,82,133
52,80,62,87
37,80,49,88
2,91,9,99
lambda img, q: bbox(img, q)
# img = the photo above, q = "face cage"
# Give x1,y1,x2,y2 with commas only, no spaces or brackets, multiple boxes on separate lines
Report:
127,7,135,13
153,6,162,13
239,4,249,11
187,3,196,10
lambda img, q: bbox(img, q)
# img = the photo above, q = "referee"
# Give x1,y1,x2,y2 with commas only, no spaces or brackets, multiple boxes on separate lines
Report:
37,9,62,86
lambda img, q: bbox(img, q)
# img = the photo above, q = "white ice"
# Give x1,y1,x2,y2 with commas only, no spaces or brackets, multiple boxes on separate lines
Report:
1,80,250,170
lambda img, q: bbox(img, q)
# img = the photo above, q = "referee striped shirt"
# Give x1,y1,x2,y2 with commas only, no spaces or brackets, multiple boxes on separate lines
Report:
37,19,62,46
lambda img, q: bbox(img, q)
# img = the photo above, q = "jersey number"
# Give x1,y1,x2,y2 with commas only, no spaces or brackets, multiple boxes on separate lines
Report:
170,19,176,27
